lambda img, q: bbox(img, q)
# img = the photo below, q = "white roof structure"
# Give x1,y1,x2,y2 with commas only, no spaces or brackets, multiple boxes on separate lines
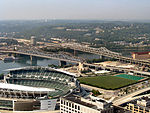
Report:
4,67,24,71
94,70,110,74
4,66,76,76
0,83,55,92
55,68,77,77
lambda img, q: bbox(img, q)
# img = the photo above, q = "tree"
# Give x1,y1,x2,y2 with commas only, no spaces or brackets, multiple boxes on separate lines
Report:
92,89,101,96
0,73,4,80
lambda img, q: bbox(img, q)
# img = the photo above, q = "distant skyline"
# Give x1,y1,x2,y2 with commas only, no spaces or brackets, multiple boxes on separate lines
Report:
1,0,150,20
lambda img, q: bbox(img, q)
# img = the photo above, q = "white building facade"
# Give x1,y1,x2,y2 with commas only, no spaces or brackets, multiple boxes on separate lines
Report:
60,94,114,113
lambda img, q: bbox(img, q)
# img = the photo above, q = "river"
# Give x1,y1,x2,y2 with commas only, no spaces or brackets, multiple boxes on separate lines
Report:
0,55,59,74
0,53,99,74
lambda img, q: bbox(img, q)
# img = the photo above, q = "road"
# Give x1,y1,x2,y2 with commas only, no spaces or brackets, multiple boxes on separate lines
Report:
113,86,150,106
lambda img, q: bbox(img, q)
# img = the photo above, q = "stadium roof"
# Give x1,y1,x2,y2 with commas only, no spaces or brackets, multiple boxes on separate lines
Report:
4,67,25,71
55,68,77,77
4,66,77,77
0,83,55,92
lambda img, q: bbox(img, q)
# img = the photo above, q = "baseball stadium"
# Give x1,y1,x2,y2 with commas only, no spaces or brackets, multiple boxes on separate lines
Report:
0,66,80,111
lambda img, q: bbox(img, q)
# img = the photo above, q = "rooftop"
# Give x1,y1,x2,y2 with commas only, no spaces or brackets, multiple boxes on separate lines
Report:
63,94,96,108
132,51,150,55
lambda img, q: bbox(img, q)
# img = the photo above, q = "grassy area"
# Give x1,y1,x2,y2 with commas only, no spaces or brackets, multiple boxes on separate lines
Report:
115,74,144,81
78,76,137,90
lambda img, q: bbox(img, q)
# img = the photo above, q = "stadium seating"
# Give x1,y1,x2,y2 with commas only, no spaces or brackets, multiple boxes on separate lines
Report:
6,67,76,98
9,68,72,84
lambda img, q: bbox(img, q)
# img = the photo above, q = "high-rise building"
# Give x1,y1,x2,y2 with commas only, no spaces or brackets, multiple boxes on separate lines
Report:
31,36,36,46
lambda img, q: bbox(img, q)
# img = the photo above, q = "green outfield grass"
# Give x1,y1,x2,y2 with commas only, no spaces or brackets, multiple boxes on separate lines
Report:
115,74,144,81
78,76,137,90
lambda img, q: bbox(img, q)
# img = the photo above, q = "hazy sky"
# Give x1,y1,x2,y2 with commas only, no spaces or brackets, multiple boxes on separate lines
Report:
1,0,150,20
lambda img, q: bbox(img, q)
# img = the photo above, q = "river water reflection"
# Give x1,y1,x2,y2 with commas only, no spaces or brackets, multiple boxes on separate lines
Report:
0,53,99,74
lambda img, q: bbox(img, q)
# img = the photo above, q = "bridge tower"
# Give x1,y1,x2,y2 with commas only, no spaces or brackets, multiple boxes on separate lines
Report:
99,55,105,60
74,49,77,56
30,55,37,66
30,55,33,61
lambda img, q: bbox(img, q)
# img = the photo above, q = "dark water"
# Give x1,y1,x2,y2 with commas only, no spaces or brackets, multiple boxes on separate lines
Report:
0,56,59,74
0,53,99,74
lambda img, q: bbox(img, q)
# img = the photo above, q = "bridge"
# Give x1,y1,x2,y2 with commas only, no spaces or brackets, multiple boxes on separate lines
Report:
0,49,85,64
1,44,150,72
60,43,150,67
61,43,122,58
1,48,150,75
